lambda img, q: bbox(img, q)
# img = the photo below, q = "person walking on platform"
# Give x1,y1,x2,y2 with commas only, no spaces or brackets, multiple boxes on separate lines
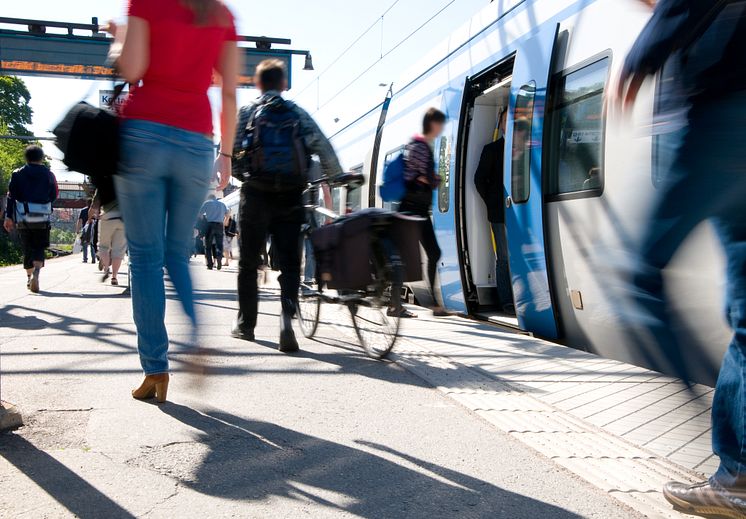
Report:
106,0,238,404
474,109,514,314
3,145,58,293
199,194,228,270
231,59,343,352
223,209,238,267
91,176,126,286
397,108,448,318
76,199,96,264
618,1,746,516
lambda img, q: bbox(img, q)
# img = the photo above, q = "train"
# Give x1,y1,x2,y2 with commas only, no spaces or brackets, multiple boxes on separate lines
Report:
323,0,730,386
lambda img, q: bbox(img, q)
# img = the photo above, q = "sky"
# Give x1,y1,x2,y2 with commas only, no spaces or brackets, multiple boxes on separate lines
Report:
2,0,490,181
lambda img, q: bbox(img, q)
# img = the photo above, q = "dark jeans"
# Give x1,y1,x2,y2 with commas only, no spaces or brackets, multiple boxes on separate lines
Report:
629,95,746,488
491,222,514,308
204,222,224,269
82,241,96,263
18,225,49,269
236,188,304,332
399,199,442,305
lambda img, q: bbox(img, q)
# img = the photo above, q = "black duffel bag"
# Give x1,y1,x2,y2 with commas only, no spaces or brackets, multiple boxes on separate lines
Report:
53,84,125,179
311,208,424,290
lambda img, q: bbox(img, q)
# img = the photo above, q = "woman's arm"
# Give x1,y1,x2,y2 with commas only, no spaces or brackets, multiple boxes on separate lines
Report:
214,40,239,190
107,18,150,84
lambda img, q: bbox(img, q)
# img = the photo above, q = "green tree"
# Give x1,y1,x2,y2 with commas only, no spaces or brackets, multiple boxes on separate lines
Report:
0,76,33,136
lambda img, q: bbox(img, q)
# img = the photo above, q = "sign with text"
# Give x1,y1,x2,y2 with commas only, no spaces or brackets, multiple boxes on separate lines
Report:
99,90,129,110
0,31,292,88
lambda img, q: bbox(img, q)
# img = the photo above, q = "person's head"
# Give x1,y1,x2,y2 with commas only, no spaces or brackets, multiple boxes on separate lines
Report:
255,59,287,93
207,193,216,201
498,109,508,135
422,108,446,140
25,145,45,164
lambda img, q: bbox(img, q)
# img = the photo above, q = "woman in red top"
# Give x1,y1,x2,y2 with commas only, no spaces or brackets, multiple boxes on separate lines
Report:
107,0,238,403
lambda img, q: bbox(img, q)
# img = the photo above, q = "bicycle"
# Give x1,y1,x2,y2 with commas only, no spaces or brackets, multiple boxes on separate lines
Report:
297,173,420,360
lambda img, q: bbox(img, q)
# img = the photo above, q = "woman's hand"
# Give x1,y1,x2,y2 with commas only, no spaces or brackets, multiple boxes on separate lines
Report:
4,217,15,233
101,20,119,37
214,154,231,191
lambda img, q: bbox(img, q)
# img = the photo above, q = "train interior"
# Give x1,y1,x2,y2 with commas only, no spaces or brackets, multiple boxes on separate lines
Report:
459,61,518,328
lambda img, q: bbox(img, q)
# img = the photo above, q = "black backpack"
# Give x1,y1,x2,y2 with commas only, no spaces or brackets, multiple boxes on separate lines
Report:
234,97,308,191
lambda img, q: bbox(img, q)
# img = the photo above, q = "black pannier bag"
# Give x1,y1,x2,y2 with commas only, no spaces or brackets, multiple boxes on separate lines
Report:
310,208,424,290
53,84,125,179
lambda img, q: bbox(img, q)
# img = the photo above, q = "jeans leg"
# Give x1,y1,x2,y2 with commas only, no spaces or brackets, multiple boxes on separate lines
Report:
711,215,746,487
115,124,170,375
270,220,302,316
205,226,215,269
165,142,212,325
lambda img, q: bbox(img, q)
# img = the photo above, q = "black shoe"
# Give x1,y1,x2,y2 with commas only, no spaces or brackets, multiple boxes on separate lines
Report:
663,480,746,519
231,324,255,342
279,313,299,353
387,307,418,318
206,265,213,270
217,263,222,271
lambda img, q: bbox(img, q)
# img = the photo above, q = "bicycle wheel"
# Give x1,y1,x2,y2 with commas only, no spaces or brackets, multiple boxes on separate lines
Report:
351,241,403,359
298,232,321,339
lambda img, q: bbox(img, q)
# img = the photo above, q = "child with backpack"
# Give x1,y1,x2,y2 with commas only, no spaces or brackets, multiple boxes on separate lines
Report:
381,108,448,317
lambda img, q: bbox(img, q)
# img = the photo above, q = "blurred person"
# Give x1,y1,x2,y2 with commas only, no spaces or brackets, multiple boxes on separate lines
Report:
618,0,746,516
474,109,514,313
3,145,58,293
395,108,448,318
199,194,228,270
223,209,238,267
77,199,96,263
91,177,125,286
231,59,343,352
107,0,238,403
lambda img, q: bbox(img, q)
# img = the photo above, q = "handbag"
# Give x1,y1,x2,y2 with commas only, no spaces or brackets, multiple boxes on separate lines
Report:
15,201,52,225
53,83,126,179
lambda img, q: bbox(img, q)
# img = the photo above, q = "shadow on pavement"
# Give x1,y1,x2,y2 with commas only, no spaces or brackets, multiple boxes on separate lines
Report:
0,434,135,519
158,403,584,519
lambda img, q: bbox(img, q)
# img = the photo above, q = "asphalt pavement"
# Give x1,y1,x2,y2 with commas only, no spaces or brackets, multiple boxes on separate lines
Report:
0,256,642,518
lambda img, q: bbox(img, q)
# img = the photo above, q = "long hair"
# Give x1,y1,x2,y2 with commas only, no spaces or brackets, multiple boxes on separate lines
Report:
180,0,221,25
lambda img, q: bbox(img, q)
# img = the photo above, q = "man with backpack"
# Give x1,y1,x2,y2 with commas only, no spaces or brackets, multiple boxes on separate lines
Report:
231,59,343,352
3,145,58,293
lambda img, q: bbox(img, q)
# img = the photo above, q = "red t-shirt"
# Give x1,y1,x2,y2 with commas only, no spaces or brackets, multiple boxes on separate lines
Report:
121,0,237,135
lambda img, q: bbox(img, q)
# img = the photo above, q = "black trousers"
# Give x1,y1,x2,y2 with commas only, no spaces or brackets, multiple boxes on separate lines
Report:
204,222,224,269
18,225,50,269
236,188,304,332
399,198,442,304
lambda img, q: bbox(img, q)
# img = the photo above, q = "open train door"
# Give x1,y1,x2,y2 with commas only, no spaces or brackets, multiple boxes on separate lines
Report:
503,23,559,339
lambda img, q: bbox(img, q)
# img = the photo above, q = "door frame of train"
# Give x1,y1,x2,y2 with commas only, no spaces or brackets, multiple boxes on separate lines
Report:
503,22,560,339
454,55,516,314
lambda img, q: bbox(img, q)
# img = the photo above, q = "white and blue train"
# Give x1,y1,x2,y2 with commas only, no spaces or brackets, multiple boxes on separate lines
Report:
327,0,729,385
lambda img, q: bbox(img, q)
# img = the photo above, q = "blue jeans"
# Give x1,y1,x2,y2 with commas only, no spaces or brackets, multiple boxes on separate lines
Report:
115,120,213,375
631,95,746,487
82,241,96,263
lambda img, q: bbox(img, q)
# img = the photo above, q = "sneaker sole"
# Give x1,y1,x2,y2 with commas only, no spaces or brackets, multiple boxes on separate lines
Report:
664,487,744,519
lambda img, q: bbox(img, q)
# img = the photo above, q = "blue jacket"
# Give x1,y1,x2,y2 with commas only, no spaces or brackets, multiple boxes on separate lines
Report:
623,0,746,106
5,164,58,221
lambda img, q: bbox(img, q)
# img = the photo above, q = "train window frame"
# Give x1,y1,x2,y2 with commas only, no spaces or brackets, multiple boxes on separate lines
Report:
437,134,451,214
545,51,612,203
511,81,536,205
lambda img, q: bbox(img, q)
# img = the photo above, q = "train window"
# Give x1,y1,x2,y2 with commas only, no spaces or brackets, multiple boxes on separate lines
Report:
347,164,364,212
511,82,536,204
437,135,451,213
547,57,610,199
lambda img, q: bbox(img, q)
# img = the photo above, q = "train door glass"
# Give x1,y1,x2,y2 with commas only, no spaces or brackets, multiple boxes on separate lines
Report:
347,164,364,213
503,23,560,339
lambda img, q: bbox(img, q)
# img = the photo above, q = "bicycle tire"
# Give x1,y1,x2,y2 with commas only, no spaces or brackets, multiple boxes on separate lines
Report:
298,232,321,339
351,242,403,360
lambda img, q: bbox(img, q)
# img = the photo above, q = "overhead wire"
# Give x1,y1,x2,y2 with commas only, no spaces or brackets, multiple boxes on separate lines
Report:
311,0,459,116
290,0,403,102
